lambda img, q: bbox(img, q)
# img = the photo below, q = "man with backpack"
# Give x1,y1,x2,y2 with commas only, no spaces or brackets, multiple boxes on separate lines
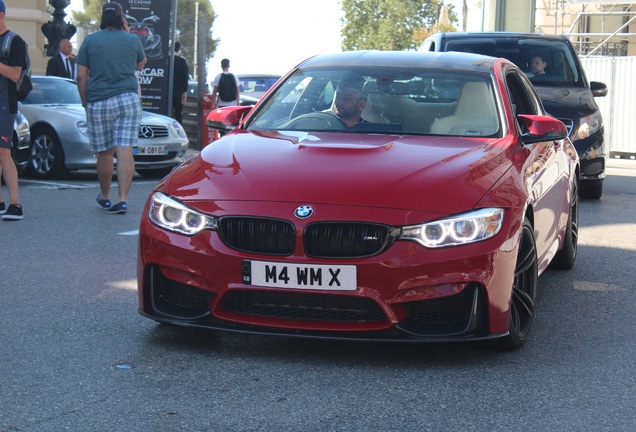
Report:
211,58,240,108
0,0,28,221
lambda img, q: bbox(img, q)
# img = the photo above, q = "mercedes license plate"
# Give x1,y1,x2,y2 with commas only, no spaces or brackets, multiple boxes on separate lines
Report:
134,145,168,155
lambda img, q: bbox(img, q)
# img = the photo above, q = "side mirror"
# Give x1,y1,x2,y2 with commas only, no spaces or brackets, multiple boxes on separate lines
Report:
518,114,568,144
205,106,252,132
590,81,608,98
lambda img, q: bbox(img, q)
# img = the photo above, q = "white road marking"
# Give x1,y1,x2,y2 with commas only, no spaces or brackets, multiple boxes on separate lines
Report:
22,179,160,189
118,230,139,236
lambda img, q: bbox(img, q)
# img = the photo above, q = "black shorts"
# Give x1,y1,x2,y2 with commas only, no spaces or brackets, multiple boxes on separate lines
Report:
0,107,16,150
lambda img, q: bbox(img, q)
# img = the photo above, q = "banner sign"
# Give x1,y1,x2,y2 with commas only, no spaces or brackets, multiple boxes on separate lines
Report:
116,0,175,115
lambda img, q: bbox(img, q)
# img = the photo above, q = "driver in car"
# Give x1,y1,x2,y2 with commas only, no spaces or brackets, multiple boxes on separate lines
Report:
529,53,547,75
332,76,368,128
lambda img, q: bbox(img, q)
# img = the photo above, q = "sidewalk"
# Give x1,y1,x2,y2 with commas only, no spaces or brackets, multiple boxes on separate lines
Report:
608,156,636,170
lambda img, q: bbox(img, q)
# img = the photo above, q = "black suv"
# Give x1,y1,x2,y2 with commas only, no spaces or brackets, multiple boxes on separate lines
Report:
420,32,608,199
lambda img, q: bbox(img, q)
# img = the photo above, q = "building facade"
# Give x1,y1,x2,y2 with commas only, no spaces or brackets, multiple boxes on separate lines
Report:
477,0,636,56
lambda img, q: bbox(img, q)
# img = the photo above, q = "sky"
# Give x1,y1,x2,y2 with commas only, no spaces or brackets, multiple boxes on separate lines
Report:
68,0,476,78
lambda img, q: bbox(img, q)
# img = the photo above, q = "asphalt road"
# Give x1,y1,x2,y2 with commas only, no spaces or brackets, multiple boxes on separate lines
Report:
1,157,635,432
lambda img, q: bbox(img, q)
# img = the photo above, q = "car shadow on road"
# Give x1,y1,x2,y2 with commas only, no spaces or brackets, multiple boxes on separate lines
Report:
142,321,509,369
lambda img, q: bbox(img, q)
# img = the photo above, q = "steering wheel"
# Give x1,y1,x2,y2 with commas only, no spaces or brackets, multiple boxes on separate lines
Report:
282,112,348,131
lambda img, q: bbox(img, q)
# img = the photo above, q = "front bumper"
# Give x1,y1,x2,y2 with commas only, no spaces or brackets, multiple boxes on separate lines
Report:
137,202,522,343
63,138,189,171
573,128,606,182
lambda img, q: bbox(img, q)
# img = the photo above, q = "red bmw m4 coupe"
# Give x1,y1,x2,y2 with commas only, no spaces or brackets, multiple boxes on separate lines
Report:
138,51,579,349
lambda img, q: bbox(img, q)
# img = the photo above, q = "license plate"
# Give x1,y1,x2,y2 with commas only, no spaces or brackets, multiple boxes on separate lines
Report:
243,260,357,291
134,145,168,155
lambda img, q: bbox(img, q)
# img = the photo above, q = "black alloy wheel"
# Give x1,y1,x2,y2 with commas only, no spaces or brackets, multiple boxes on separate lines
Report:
499,218,538,350
550,178,579,270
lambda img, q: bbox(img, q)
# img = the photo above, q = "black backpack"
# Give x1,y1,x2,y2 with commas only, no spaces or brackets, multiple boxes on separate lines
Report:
2,31,33,102
218,73,236,102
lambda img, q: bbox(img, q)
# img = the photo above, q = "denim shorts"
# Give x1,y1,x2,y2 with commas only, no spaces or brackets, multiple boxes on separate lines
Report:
86,92,142,153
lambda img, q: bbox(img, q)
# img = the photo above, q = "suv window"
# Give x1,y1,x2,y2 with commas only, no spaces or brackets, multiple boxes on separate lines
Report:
445,38,583,87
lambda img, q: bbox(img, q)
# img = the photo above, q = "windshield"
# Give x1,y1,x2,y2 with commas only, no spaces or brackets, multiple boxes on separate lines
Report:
23,78,82,105
445,37,583,87
247,67,501,137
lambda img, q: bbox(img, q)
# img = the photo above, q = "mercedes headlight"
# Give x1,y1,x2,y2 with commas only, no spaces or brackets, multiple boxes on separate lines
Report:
148,192,217,235
170,120,187,139
575,111,602,141
77,120,88,136
400,208,504,248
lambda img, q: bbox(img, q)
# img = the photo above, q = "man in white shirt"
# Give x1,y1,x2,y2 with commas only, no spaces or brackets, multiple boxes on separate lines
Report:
211,58,240,108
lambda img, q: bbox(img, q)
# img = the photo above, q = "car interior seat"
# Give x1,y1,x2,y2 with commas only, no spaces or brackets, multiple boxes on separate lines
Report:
429,81,499,136
361,94,390,124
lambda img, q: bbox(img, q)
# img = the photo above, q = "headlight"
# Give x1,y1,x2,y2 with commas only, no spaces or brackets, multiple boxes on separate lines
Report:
148,192,217,235
77,120,88,136
400,208,504,248
575,111,602,140
170,120,187,139
15,117,29,138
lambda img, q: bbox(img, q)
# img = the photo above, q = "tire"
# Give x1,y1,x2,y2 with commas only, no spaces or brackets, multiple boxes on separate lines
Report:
136,166,175,178
28,127,67,179
550,179,579,270
579,179,602,200
498,218,538,350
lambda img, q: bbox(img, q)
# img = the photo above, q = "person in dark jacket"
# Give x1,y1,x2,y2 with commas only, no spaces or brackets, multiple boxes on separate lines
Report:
172,41,189,124
46,39,75,79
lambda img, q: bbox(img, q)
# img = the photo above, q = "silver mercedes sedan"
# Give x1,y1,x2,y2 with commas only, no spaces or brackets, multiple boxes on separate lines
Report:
18,75,190,179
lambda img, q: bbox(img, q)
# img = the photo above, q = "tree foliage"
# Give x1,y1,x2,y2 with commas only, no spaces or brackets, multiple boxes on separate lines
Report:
341,0,458,51
70,0,218,69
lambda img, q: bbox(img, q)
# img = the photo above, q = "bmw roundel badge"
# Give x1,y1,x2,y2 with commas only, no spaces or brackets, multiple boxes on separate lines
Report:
294,205,314,219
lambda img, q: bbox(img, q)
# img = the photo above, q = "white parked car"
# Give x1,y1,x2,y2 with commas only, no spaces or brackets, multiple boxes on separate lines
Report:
18,76,190,179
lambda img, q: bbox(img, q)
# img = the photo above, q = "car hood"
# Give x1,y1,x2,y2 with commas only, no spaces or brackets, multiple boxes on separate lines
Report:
19,103,174,125
165,131,512,214
534,86,599,118
19,103,86,121
141,111,175,126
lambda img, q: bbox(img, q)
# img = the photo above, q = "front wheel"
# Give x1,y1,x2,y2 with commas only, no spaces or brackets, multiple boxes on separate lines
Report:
498,218,538,350
28,127,67,179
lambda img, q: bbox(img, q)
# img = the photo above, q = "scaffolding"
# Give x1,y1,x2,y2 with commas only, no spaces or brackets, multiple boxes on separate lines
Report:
551,2,636,56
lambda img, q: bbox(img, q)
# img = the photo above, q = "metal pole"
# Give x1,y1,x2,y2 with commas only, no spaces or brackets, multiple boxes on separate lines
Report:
197,15,207,150
194,1,199,81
